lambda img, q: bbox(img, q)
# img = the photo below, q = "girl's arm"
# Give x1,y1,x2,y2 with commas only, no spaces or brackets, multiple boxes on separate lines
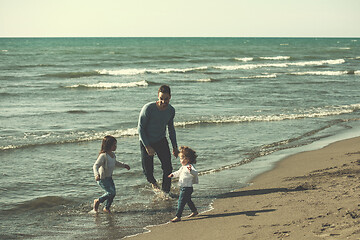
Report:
115,161,130,170
93,154,105,180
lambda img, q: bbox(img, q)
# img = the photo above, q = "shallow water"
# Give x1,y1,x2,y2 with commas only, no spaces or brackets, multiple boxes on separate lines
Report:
1,37,360,239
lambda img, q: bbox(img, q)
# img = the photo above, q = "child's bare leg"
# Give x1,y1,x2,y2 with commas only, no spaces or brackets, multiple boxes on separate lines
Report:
93,199,100,212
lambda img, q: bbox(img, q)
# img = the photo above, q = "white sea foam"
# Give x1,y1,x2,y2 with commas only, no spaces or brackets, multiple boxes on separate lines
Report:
197,78,212,82
235,57,254,62
260,56,290,60
214,59,345,71
67,80,148,89
175,104,360,127
97,69,146,76
97,66,207,76
290,59,345,66
2,104,359,151
240,74,277,79
291,71,349,76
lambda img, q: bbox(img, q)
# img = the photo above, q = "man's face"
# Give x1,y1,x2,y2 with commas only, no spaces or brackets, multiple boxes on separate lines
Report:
157,92,171,110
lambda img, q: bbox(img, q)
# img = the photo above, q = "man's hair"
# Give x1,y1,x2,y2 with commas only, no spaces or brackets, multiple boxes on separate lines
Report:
158,85,171,95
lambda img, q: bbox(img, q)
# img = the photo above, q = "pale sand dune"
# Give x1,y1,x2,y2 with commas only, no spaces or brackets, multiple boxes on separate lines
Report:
129,137,360,240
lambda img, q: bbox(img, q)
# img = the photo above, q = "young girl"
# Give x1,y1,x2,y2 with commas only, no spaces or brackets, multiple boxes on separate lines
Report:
93,135,130,213
168,146,199,222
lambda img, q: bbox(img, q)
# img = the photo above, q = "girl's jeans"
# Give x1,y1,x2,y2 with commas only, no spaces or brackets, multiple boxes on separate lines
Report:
97,177,116,210
176,187,197,218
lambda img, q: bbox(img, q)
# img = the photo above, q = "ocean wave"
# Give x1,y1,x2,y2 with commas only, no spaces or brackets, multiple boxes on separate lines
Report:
66,80,148,89
214,59,345,71
97,66,208,76
239,73,277,79
175,104,360,127
0,128,138,151
42,71,101,78
197,78,212,82
259,56,291,60
7,196,73,213
2,104,359,151
290,71,351,76
67,110,88,114
234,57,254,62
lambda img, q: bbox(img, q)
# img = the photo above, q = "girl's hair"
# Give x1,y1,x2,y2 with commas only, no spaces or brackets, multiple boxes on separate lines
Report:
179,146,197,164
100,135,117,154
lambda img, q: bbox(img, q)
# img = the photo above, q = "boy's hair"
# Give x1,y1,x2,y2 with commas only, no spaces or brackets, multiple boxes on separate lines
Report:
100,135,117,154
158,85,171,95
179,146,197,164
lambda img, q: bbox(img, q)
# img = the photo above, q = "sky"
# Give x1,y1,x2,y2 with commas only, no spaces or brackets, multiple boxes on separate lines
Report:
1,0,359,37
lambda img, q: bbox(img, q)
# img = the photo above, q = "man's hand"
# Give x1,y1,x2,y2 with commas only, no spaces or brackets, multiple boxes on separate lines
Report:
146,146,156,156
124,164,131,170
95,175,100,181
172,147,180,158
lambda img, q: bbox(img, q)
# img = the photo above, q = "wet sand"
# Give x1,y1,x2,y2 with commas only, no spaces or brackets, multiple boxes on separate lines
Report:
129,136,360,239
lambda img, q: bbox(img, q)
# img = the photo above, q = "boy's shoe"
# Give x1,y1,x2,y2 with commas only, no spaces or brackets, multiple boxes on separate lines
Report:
187,211,199,218
93,199,100,212
170,217,181,223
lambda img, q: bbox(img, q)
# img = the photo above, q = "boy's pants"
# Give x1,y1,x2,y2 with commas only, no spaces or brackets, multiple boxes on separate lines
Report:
176,187,197,218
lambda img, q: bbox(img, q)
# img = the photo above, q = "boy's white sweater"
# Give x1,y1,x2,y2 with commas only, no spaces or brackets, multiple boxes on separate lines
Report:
171,164,199,187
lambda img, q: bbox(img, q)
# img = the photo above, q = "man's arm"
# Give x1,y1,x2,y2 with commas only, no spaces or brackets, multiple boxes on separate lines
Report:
138,104,156,156
168,111,179,157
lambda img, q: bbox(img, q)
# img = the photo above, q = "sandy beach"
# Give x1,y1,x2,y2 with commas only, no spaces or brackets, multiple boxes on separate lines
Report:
129,136,360,240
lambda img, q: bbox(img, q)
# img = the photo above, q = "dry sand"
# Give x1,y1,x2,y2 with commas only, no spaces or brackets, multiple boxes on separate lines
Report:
129,137,360,240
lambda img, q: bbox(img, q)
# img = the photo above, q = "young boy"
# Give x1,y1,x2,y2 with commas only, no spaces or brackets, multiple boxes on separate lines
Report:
168,146,199,222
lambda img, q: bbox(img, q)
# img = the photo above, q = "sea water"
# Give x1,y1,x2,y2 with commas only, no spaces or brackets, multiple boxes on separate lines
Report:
1,37,360,239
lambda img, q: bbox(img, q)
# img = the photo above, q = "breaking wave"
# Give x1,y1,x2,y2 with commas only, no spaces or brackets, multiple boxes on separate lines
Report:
42,71,101,78
290,70,359,76
215,59,345,71
97,66,208,76
2,103,359,151
259,56,291,60
66,80,148,89
175,103,360,127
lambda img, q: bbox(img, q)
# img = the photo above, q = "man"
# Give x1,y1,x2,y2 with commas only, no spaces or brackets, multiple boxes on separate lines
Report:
138,85,179,194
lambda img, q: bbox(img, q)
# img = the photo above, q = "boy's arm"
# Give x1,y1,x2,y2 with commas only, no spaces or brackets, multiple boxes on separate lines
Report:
188,164,198,177
169,168,181,178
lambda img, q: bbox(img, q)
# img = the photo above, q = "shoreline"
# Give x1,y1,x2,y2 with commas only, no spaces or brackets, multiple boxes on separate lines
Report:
128,136,360,239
